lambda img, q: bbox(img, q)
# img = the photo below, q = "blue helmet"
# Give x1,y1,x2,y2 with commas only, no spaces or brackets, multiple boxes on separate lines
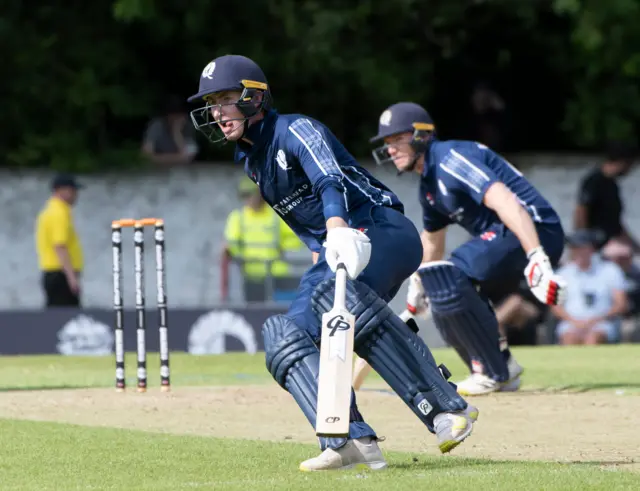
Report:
188,54,272,143
370,102,435,170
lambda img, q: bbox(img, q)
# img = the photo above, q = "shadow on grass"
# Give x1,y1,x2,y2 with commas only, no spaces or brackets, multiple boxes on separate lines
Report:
361,384,640,398
0,385,92,393
517,383,640,394
391,456,640,471
391,456,510,471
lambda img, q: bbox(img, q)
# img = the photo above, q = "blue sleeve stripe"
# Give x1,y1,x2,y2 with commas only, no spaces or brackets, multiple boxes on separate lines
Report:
440,149,491,193
288,119,341,176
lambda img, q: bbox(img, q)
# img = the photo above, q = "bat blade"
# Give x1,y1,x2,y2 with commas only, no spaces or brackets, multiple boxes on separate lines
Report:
315,305,355,437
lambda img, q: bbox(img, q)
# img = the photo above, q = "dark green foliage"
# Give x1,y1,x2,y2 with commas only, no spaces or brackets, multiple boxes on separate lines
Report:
1,0,638,170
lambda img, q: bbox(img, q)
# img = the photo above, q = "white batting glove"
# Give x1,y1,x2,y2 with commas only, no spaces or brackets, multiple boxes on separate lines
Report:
524,247,567,305
324,227,371,279
406,271,429,315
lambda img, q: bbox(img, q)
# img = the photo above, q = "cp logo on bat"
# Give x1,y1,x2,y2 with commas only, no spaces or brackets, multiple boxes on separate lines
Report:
327,315,351,336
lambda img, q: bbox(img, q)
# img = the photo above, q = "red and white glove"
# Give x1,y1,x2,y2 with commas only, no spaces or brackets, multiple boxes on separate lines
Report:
406,271,429,315
524,247,567,305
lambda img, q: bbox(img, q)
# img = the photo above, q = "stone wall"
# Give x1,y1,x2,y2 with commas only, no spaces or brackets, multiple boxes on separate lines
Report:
3,154,639,316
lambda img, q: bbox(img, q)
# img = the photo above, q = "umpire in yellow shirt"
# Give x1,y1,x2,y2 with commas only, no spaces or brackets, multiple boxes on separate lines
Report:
223,178,305,302
35,174,84,307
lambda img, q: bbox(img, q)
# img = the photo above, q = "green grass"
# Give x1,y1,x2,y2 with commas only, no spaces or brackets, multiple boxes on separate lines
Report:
1,419,638,491
1,345,639,490
1,345,639,393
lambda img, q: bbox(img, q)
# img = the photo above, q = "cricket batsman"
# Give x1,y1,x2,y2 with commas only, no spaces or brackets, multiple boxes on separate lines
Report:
188,55,479,471
366,102,567,395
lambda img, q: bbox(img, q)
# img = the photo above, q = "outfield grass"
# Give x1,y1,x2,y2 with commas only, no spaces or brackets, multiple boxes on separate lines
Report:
1,345,639,490
1,344,639,393
1,419,638,491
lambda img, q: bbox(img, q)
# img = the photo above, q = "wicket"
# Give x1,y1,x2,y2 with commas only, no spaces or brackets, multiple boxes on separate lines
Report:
111,218,170,393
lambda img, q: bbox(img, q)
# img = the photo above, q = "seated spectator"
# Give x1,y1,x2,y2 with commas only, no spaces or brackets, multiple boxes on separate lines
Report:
482,277,547,347
494,281,547,346
602,239,640,318
142,95,199,167
551,230,628,345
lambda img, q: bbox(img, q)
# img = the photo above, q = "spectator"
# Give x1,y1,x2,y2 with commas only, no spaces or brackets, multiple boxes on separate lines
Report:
574,142,639,251
142,95,199,167
35,174,84,307
222,178,306,302
602,239,640,319
551,230,628,345
494,281,547,346
468,80,508,152
482,277,547,347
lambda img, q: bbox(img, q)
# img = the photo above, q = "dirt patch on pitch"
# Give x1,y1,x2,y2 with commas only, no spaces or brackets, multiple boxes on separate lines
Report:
0,385,638,466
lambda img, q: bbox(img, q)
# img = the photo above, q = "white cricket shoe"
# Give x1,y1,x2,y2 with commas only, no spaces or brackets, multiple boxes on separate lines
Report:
456,373,500,395
456,356,525,395
435,404,479,453
299,437,387,472
500,356,524,392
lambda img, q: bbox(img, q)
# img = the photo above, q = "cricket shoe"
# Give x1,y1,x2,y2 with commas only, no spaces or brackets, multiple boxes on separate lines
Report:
299,437,388,472
456,356,524,395
500,356,524,392
435,404,479,453
455,373,500,396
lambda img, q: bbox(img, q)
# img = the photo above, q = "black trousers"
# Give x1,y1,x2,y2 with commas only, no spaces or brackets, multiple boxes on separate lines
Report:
42,271,80,307
243,277,300,302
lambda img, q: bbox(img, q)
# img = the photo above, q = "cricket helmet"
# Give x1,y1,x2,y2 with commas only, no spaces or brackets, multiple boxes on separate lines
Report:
188,54,272,143
370,102,435,170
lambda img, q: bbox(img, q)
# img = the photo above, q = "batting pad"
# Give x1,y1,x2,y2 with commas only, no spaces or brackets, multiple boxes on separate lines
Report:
418,261,509,382
312,279,467,433
262,315,375,450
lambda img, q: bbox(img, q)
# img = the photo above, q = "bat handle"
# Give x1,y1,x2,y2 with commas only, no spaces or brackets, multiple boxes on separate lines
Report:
334,263,348,310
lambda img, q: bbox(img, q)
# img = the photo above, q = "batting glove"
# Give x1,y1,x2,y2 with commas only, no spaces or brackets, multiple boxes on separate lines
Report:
324,227,371,279
406,270,429,315
524,247,567,305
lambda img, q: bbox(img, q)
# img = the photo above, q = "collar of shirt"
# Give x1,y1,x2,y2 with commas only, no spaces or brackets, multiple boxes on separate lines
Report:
577,253,603,275
234,109,279,162
243,205,273,220
421,138,438,179
50,195,71,212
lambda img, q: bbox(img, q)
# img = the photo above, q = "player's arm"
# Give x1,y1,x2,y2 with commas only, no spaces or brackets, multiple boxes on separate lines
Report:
420,228,446,262
405,196,450,315
288,119,349,227
418,180,451,262
483,182,540,254
288,118,369,278
441,147,565,305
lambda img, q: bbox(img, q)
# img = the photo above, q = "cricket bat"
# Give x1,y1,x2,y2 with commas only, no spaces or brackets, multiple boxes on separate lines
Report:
316,263,354,438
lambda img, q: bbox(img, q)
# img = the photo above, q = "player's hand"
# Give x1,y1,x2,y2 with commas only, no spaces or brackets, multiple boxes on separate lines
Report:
406,271,429,315
323,227,371,279
524,247,566,305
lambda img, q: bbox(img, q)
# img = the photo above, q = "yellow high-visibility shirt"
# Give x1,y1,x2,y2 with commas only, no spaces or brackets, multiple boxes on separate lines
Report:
224,205,303,279
35,197,84,272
